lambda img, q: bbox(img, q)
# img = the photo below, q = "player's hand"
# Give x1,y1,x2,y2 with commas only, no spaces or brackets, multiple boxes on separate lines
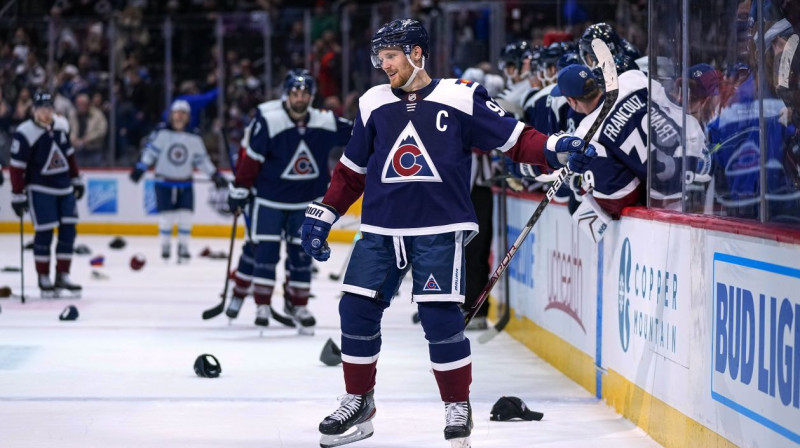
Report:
301,201,339,262
72,177,85,200
11,193,28,217
129,163,146,183
227,184,250,215
212,171,229,189
566,144,597,173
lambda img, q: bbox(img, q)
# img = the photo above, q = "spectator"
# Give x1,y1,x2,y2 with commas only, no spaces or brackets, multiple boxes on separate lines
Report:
69,93,109,167
161,80,219,129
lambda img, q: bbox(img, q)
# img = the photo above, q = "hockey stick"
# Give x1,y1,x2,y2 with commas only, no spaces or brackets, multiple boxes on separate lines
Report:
19,214,26,304
202,213,238,319
469,38,619,342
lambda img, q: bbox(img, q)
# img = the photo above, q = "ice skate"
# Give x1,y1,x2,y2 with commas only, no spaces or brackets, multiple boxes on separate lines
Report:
161,243,170,260
55,272,82,299
284,298,316,335
319,390,376,448
226,296,244,320
38,274,58,299
254,304,270,327
177,244,191,264
444,401,472,448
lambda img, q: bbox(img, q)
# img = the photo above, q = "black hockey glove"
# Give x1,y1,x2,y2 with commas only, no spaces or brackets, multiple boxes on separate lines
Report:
212,171,229,189
11,193,28,217
227,184,250,215
301,201,339,262
72,177,85,200
129,162,147,183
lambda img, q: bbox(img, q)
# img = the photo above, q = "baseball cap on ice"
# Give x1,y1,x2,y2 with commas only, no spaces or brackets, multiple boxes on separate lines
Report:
551,64,597,98
489,396,544,421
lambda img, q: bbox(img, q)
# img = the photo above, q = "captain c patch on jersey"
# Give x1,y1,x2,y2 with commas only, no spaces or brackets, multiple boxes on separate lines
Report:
381,121,442,183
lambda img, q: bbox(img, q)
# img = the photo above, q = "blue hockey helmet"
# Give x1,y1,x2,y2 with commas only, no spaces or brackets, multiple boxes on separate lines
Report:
579,23,623,67
370,19,430,69
282,69,316,97
33,90,54,108
498,40,533,73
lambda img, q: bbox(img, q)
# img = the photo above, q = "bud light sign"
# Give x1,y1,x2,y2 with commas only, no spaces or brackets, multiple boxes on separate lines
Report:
712,252,800,443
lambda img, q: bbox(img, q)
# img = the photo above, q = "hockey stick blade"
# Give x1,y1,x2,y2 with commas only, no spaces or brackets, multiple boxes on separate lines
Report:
202,212,238,320
270,306,296,327
202,302,225,320
473,39,619,343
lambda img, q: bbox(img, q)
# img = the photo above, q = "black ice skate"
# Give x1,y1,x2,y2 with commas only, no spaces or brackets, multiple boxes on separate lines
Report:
319,390,376,448
444,401,473,448
38,274,57,299
226,296,244,320
161,243,170,260
284,298,315,335
177,244,191,264
254,304,270,327
55,272,82,298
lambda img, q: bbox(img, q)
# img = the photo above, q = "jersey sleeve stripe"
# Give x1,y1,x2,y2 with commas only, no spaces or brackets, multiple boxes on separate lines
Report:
496,121,525,152
9,159,26,169
340,154,367,174
245,144,266,163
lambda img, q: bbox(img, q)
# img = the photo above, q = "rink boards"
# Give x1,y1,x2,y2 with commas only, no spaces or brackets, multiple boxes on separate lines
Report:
494,192,800,448
0,169,361,242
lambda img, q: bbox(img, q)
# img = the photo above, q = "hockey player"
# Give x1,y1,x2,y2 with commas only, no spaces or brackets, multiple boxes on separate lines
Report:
495,40,534,118
227,69,353,332
129,100,228,262
9,90,84,298
300,19,597,448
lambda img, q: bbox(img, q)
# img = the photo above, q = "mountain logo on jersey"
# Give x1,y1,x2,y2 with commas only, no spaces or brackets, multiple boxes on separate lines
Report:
41,143,69,175
281,141,320,180
423,273,441,291
167,143,189,166
381,121,442,183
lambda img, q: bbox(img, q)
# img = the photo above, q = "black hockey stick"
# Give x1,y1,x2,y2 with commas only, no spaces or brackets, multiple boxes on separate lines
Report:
469,38,619,343
19,214,26,304
202,213,238,319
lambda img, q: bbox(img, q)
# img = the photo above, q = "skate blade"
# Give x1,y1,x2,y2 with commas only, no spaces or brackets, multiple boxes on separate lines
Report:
448,436,471,448
298,326,315,336
320,421,374,448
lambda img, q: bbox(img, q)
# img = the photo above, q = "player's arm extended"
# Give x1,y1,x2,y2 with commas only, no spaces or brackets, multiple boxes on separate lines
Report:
502,125,553,172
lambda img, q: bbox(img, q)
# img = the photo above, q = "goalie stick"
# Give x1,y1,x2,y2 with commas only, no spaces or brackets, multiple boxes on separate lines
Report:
469,38,620,343
200,129,295,327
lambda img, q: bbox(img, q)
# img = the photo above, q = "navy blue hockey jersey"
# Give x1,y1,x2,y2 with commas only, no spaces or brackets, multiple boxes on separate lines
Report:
245,105,352,208
341,79,525,235
10,115,76,195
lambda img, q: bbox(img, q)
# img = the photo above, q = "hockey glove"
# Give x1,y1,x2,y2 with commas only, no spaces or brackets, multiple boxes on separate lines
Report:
72,177,85,200
546,133,598,174
227,184,250,215
301,201,339,262
129,162,147,183
212,171,229,189
11,193,28,217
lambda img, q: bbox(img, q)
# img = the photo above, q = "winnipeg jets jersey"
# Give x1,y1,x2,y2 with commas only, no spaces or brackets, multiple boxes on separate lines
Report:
342,79,525,236
245,105,352,208
140,124,216,182
10,115,75,195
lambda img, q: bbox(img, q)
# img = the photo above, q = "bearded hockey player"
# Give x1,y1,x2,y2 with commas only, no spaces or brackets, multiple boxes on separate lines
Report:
299,18,597,448
9,90,84,298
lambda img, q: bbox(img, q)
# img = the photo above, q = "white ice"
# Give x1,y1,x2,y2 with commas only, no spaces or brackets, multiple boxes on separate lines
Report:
0,235,661,448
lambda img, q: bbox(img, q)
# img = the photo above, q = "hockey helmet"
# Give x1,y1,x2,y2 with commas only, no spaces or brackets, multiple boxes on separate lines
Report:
33,90,54,108
498,40,533,74
370,19,430,69
579,23,623,67
282,68,316,97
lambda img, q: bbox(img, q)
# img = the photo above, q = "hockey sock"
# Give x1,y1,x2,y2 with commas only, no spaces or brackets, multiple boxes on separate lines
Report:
34,229,54,275
286,242,312,302
233,242,255,298
419,302,472,403
339,293,388,395
176,209,192,246
252,281,274,305
285,283,310,306
159,212,175,247
55,223,76,273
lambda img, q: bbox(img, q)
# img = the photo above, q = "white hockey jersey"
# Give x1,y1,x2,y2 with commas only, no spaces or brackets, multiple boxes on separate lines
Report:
140,124,216,182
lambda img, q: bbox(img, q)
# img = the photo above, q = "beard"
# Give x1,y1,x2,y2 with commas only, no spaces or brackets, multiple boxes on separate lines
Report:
289,102,309,115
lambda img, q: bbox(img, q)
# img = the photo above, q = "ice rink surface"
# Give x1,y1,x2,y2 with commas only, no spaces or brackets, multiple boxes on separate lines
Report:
0,234,661,448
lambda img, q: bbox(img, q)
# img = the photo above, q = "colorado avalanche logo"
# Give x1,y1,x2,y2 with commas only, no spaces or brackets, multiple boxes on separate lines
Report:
41,143,69,175
281,140,319,180
167,143,189,165
423,273,441,291
382,121,442,183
